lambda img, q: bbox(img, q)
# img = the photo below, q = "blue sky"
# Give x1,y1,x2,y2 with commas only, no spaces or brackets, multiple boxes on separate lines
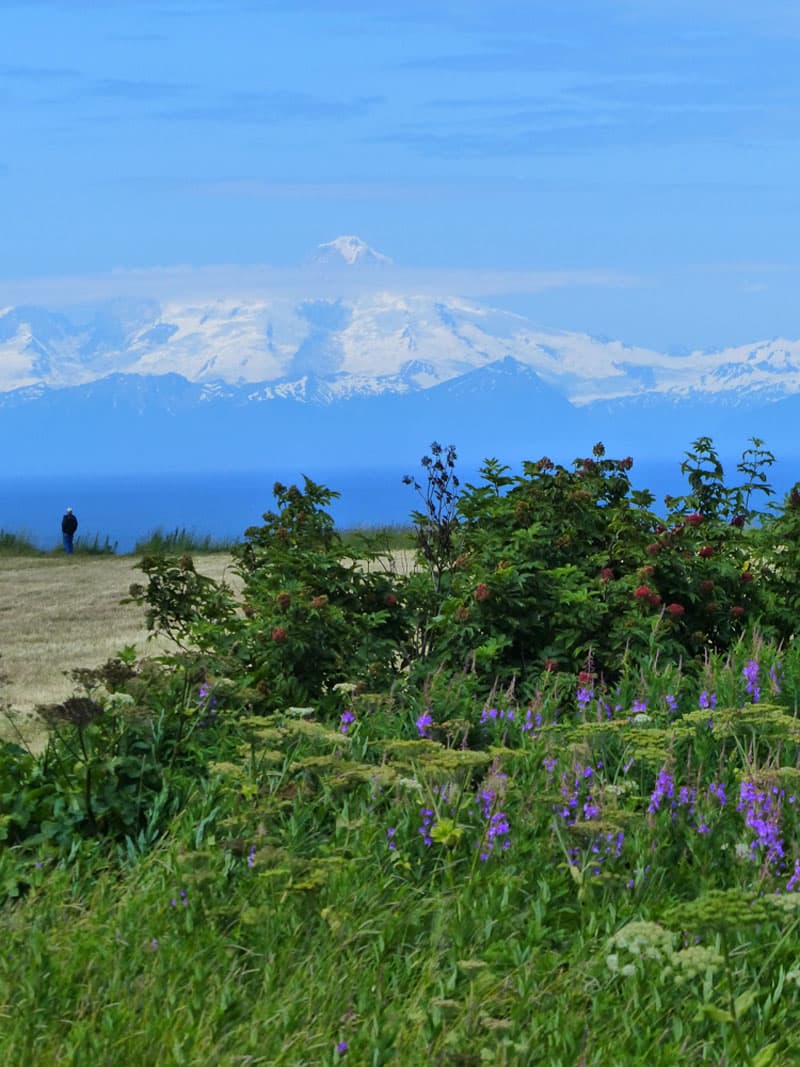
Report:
2,0,800,349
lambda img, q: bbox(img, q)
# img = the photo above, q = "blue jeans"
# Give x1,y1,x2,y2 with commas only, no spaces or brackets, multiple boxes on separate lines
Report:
63,533,74,554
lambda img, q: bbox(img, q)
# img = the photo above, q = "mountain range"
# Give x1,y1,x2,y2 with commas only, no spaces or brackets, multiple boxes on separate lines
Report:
2,237,799,476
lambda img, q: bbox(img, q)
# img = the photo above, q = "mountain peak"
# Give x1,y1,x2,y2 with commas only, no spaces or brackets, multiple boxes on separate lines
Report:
313,235,392,267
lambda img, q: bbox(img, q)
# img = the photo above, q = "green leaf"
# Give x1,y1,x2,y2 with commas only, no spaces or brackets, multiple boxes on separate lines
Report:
752,1044,779,1067
734,990,757,1018
700,1004,734,1024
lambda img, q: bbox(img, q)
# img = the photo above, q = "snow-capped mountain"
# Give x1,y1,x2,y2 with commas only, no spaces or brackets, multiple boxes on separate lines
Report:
2,238,800,475
4,266,800,407
311,235,393,268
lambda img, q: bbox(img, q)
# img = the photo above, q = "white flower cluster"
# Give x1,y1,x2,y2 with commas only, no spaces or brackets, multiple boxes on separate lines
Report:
663,944,724,985
607,923,726,986
606,921,677,977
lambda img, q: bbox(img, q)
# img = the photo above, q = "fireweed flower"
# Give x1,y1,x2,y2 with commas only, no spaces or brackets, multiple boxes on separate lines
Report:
480,811,511,861
743,660,761,704
737,780,785,867
480,707,515,725
418,808,435,846
577,686,593,708
648,767,675,814
587,830,626,876
416,712,433,737
340,710,356,735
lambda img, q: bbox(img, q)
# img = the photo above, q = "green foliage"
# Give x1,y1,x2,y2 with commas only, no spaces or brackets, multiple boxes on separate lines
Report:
0,530,41,556
8,436,800,1061
228,478,409,710
133,526,237,555
338,523,415,552
70,532,119,555
411,437,785,684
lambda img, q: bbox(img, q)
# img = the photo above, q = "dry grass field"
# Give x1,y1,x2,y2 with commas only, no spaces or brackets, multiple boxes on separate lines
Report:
0,548,415,750
0,553,240,749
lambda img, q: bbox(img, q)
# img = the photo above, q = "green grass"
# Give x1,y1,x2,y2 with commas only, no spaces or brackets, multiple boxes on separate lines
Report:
68,532,119,556
132,527,239,556
2,640,800,1064
338,523,415,552
0,530,41,556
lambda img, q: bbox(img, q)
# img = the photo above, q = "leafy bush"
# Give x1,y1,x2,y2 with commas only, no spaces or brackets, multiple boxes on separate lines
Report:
409,437,782,685
130,478,409,713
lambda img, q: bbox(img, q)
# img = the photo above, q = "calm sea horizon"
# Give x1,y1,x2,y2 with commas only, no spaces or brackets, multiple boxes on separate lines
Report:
1,458,796,553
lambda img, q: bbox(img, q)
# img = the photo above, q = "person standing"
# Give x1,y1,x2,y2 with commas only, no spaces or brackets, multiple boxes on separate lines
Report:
61,507,78,554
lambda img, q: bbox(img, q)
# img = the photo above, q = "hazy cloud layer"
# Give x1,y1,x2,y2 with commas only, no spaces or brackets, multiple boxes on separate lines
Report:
0,262,640,307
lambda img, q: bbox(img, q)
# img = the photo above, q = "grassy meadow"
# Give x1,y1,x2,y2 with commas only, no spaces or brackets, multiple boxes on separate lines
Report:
3,445,800,1064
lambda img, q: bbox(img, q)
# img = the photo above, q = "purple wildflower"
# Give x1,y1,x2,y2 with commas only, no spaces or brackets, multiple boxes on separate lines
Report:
632,699,647,714
480,811,511,861
648,766,675,814
340,710,356,735
738,780,785,867
699,690,717,710
743,660,761,704
418,808,434,846
386,827,397,851
665,694,678,715
416,712,433,737
336,1041,348,1056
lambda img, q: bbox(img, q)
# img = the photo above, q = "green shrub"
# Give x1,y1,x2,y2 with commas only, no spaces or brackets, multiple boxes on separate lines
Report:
408,437,778,684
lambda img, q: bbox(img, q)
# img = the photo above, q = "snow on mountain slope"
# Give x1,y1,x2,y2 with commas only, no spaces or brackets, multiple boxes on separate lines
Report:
3,237,800,406
312,235,393,267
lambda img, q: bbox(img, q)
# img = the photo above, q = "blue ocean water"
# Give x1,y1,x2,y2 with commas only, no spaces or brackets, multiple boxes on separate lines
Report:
0,468,421,552
0,459,794,553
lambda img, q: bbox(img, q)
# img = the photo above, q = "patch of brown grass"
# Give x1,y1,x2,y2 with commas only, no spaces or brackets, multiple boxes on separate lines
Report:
0,554,240,748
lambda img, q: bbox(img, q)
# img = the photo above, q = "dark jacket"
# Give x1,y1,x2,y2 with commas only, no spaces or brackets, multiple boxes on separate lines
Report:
62,512,78,535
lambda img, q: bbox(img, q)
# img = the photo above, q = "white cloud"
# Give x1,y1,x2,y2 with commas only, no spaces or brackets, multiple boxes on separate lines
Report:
0,262,640,307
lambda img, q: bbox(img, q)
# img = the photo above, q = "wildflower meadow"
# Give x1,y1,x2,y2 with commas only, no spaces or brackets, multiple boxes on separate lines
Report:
4,437,800,1064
